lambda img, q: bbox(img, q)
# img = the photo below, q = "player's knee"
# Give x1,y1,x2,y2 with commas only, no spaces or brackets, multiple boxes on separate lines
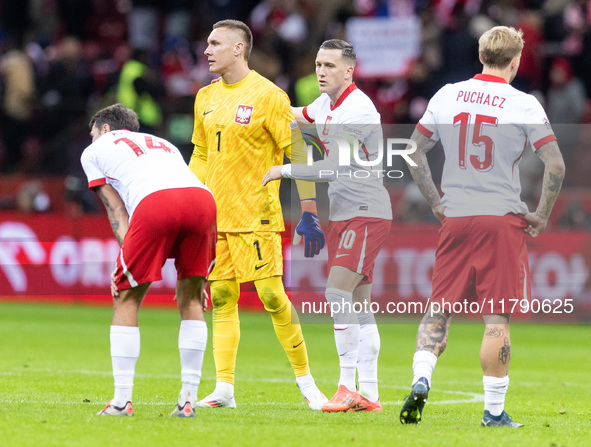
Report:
357,311,376,326
113,287,145,306
254,277,289,313
210,281,239,310
258,288,288,313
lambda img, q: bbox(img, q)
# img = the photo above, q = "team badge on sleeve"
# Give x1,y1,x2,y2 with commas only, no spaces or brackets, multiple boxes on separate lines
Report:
235,105,254,125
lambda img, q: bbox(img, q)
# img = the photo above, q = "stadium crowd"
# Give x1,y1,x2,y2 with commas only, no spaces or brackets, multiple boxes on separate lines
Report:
0,0,590,226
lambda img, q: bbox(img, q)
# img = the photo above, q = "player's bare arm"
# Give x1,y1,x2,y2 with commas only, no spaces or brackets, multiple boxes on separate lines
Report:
95,184,129,246
291,107,315,128
406,128,445,221
262,165,282,186
292,107,306,124
524,140,565,237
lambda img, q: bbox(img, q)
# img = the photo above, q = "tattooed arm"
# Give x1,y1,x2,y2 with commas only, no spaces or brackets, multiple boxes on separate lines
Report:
525,140,566,237
406,128,445,222
95,184,129,246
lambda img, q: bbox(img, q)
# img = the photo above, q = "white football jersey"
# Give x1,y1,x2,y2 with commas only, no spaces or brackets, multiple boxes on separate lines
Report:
418,73,556,217
293,83,392,221
81,130,209,216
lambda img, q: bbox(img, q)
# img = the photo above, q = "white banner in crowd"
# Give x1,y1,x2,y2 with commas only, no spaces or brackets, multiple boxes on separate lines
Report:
346,16,421,78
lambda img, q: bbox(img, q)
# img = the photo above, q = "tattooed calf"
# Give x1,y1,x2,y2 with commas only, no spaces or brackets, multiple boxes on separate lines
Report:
498,337,511,365
417,313,449,355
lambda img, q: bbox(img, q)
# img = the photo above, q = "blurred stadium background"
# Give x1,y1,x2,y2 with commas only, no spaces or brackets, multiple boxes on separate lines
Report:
0,0,589,317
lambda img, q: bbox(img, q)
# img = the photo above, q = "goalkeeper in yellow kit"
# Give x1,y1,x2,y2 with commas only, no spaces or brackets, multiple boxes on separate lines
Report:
189,19,327,409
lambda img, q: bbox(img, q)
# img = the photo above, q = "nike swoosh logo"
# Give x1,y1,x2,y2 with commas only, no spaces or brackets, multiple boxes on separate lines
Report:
203,110,214,115
335,253,349,258
255,263,269,270
292,340,304,348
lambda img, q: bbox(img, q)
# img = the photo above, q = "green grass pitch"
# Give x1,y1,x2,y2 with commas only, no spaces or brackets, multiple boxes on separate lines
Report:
0,301,589,446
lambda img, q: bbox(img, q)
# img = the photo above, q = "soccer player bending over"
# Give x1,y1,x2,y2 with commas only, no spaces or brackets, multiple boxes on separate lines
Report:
398,26,565,427
189,19,326,409
81,104,217,417
263,39,392,412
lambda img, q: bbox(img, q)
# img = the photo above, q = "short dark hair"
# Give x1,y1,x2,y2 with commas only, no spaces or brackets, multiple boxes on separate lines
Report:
214,19,253,61
319,39,357,66
89,104,140,132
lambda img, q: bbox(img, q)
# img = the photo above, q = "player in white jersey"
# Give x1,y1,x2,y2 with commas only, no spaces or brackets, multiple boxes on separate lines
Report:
398,26,565,427
81,104,217,418
263,39,392,412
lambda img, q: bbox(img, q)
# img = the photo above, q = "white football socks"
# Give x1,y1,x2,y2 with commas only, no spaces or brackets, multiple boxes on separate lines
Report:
178,320,208,406
325,288,359,391
483,375,509,416
357,311,380,402
296,373,321,398
295,372,314,390
412,350,438,388
110,325,140,407
213,380,234,398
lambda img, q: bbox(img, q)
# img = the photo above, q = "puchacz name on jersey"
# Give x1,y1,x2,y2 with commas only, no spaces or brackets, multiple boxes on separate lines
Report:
456,90,506,108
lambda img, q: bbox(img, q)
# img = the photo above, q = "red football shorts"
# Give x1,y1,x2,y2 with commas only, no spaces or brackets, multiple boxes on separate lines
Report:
327,217,391,284
430,213,531,315
115,187,217,290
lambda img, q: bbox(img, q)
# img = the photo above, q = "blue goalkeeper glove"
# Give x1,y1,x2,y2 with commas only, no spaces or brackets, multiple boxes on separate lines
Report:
294,211,325,258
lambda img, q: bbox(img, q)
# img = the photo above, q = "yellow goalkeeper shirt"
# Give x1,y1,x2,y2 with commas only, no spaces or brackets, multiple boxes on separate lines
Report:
191,70,305,232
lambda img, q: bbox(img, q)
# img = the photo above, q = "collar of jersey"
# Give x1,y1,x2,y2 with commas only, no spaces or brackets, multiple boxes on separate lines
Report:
472,73,507,84
330,82,357,111
220,70,254,89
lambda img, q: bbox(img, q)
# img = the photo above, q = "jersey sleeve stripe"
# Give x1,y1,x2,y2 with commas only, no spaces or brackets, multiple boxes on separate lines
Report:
533,134,557,150
88,178,107,188
302,106,314,123
416,122,434,138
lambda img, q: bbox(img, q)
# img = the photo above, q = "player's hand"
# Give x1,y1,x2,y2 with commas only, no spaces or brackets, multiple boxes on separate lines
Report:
262,165,283,186
524,212,547,237
202,287,209,312
294,211,325,258
432,204,446,222
110,268,119,298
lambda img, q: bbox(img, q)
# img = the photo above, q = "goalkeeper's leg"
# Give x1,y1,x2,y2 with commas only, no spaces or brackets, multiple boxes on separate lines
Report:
254,276,327,409
255,276,308,375
196,279,240,408
211,279,240,383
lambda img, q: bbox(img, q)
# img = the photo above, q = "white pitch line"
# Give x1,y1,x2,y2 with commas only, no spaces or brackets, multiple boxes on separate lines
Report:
0,397,482,406
0,368,489,388
0,391,482,407
2,368,484,405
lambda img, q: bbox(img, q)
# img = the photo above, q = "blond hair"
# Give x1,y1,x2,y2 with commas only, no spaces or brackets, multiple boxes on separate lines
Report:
478,26,524,69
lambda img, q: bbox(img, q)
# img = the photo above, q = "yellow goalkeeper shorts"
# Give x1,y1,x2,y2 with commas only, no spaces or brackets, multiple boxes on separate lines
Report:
210,232,283,282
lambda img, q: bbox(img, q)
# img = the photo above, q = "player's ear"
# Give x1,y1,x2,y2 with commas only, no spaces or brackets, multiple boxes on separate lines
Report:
234,42,244,58
510,54,521,70
345,65,354,80
102,123,112,133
